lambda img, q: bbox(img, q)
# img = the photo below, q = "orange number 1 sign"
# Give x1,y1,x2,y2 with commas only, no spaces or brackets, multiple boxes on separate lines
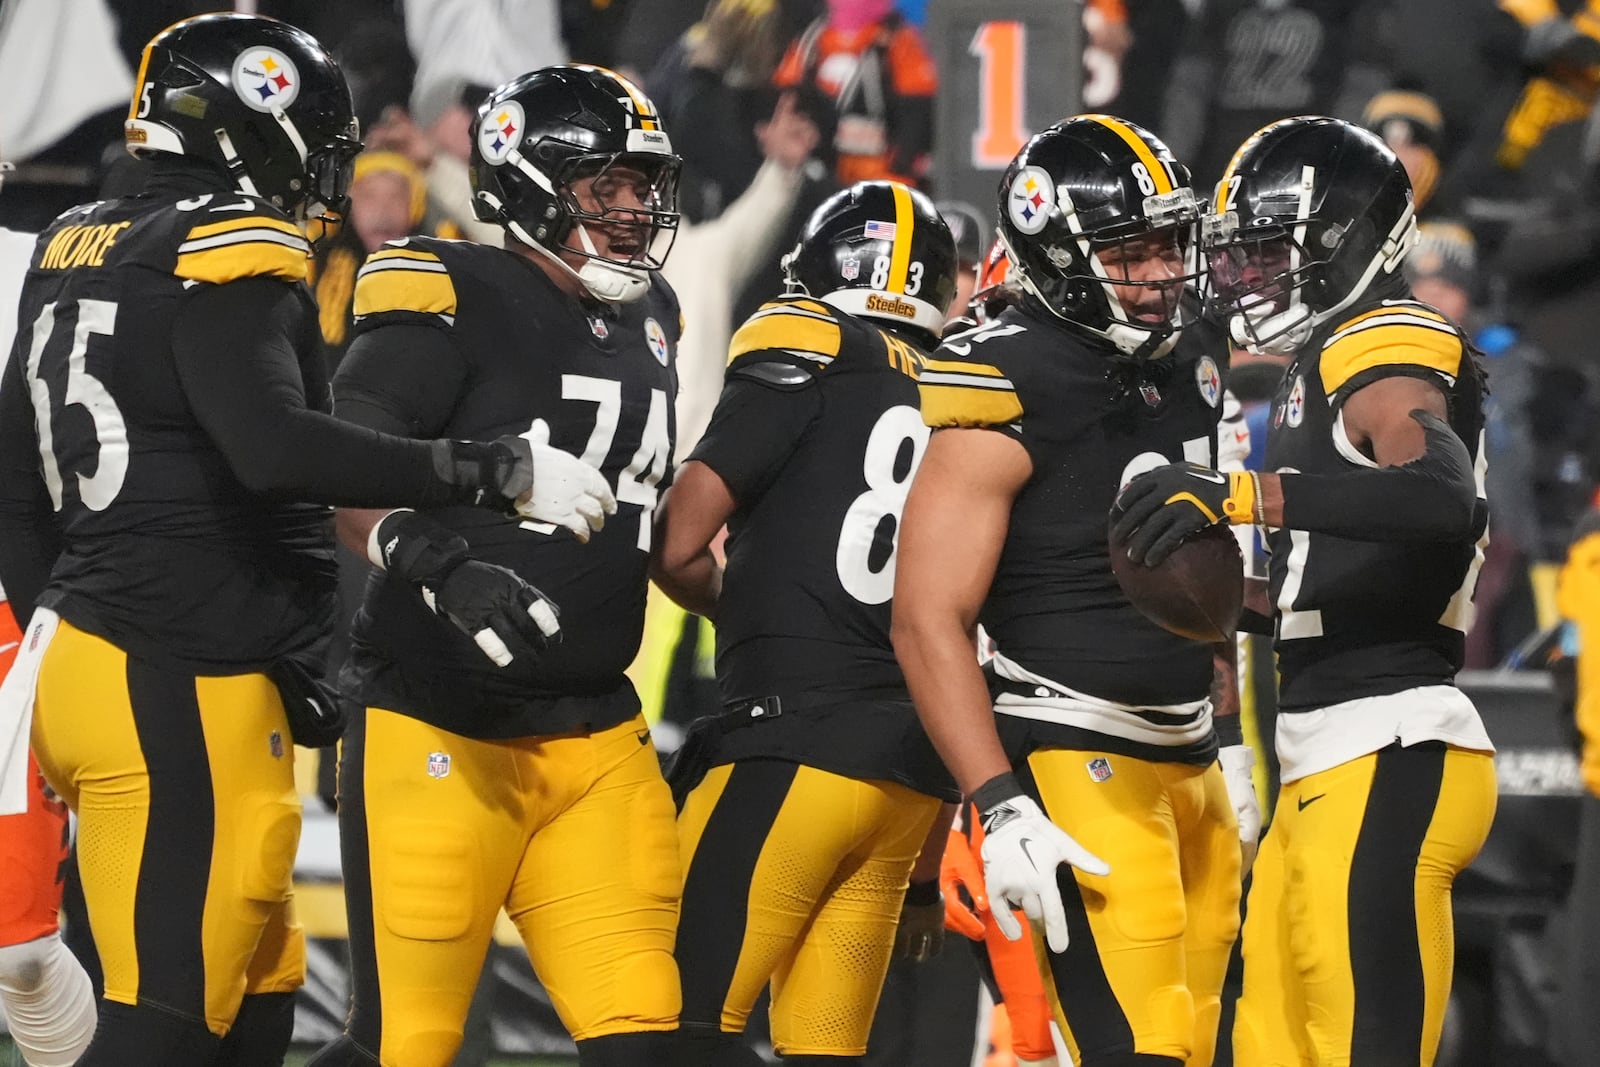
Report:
970,21,1030,169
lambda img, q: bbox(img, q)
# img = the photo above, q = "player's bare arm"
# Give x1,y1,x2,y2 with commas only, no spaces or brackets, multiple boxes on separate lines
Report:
892,426,1028,795
650,460,734,620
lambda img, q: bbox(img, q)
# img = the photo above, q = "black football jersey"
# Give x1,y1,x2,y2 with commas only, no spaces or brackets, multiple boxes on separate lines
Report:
920,302,1225,762
1262,298,1488,713
336,237,680,739
0,188,336,670
689,297,955,800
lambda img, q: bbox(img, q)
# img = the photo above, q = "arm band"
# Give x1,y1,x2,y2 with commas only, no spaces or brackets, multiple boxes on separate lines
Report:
1278,410,1477,542
1213,713,1244,747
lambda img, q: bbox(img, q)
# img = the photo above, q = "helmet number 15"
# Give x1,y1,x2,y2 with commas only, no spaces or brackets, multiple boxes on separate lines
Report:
836,405,929,604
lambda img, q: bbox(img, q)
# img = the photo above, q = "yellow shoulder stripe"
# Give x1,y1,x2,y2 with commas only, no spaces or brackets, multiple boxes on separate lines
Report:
185,214,303,243
174,213,310,283
1331,303,1448,333
919,360,1023,427
353,250,457,319
728,302,842,365
1320,320,1463,396
175,241,308,284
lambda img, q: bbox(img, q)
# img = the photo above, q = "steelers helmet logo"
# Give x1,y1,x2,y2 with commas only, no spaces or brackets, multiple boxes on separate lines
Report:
644,318,670,365
1007,166,1055,236
232,47,300,113
478,101,526,165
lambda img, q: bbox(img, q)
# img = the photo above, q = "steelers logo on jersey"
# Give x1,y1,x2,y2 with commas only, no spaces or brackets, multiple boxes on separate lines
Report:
644,317,669,365
478,101,526,165
1195,355,1222,408
231,47,300,113
1008,166,1056,235
1282,373,1306,428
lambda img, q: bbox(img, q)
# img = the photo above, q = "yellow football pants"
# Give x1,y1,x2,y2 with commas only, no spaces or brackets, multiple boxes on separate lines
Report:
1027,748,1241,1067
1234,742,1496,1067
29,620,304,1036
337,707,680,1067
676,760,941,1057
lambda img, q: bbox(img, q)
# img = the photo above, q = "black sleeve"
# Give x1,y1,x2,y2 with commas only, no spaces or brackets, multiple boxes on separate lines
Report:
171,278,456,507
333,323,468,437
687,372,823,502
0,350,63,620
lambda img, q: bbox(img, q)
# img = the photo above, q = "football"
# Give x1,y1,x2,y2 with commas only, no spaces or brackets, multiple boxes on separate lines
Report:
1110,524,1244,643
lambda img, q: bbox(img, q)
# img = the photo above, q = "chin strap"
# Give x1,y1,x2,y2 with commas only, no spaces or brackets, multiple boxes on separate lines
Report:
504,214,650,304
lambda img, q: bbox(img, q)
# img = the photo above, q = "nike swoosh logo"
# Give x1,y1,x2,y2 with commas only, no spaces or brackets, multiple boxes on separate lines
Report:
1192,470,1227,484
1297,793,1326,811
636,730,653,746
0,642,17,654
1018,836,1042,871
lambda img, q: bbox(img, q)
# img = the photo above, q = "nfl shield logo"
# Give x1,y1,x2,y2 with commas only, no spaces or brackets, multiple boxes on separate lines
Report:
268,731,284,759
1139,383,1161,407
426,751,451,780
841,256,860,281
588,315,609,340
1086,757,1113,782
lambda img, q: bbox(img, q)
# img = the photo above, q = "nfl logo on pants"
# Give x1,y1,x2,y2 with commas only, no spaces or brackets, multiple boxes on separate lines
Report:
1086,757,1113,782
426,751,451,780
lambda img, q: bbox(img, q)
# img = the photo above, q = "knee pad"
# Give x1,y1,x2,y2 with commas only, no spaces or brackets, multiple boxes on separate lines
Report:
0,934,57,992
577,1029,680,1067
238,796,301,903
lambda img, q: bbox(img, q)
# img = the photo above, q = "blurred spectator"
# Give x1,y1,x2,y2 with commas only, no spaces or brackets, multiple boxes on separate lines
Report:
933,200,986,328
667,93,820,459
1160,0,1392,190
0,0,132,229
1363,89,1447,214
620,0,820,87
774,0,938,188
335,20,432,170
404,0,566,242
1082,0,1133,109
313,152,436,364
561,0,634,66
650,0,795,222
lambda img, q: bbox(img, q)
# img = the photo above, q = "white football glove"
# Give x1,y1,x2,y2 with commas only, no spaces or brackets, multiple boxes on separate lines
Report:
515,419,617,542
979,793,1110,954
1218,744,1262,877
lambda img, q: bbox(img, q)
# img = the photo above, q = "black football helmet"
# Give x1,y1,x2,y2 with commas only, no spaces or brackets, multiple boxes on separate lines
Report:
1201,116,1418,356
470,65,681,304
126,14,361,218
782,180,958,345
996,115,1202,360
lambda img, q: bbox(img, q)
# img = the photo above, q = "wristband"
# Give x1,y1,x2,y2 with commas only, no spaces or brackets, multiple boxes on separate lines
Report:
971,771,1025,819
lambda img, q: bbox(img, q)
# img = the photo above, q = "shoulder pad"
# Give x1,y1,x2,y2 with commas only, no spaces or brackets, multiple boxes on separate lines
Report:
353,241,458,322
727,298,843,368
1319,300,1463,397
728,359,818,391
918,357,1023,429
172,196,309,284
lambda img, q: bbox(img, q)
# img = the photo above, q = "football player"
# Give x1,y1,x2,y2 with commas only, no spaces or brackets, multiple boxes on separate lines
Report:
892,116,1255,1067
306,65,685,1067
1112,116,1497,1067
652,180,960,1066
0,142,95,1067
0,16,611,1067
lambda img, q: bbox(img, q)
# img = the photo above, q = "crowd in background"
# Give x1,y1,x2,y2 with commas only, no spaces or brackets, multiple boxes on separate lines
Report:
5,1,1600,1062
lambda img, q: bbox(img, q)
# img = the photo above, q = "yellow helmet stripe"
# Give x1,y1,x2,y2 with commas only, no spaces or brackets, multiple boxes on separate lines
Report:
1084,115,1172,195
888,181,914,292
1214,119,1289,213
129,16,203,123
575,64,659,131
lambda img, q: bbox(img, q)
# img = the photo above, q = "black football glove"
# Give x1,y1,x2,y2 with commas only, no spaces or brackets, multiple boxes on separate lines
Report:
374,509,560,666
1110,463,1259,566
894,881,947,962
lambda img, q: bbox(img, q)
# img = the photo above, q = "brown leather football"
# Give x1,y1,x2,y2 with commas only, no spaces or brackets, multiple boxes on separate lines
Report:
1110,524,1244,643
